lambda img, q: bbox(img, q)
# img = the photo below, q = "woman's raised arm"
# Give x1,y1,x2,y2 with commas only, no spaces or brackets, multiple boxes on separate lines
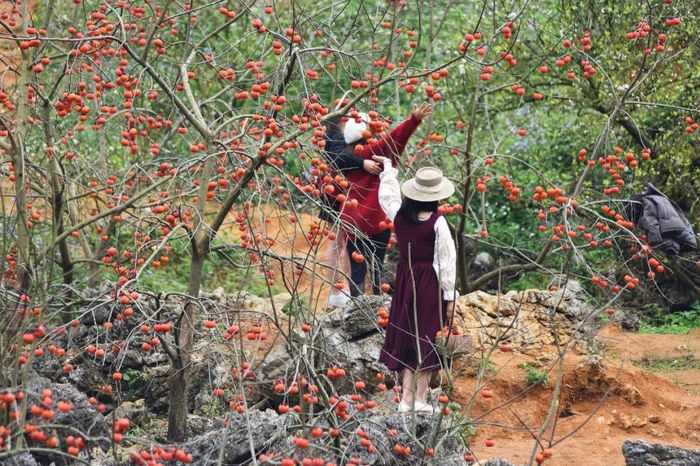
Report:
355,104,432,162
374,156,401,222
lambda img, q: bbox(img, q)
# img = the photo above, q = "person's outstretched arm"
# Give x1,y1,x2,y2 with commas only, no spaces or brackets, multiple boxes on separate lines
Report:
374,156,401,221
356,103,433,162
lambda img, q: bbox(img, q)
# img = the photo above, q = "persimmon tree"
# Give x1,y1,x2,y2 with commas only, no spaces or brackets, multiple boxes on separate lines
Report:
0,0,698,464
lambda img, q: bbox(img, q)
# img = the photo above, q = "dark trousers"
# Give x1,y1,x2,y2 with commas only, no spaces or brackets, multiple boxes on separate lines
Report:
346,229,391,297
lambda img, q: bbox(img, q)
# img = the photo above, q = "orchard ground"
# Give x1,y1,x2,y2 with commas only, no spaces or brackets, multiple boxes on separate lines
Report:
462,326,700,466
2,0,700,463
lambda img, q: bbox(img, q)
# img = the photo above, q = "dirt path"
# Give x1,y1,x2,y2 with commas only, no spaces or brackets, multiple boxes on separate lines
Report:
598,326,700,395
214,203,339,310
460,326,700,465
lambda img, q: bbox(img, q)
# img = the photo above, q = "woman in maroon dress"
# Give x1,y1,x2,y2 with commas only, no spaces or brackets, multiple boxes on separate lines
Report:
373,156,460,413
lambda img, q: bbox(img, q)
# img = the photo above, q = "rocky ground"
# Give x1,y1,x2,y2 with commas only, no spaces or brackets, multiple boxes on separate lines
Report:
5,280,700,465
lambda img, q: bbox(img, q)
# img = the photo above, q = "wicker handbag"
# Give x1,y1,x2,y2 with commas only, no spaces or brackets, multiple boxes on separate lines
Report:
435,329,473,357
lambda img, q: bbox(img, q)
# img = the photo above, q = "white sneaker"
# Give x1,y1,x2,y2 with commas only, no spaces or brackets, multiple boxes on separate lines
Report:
398,400,435,414
414,401,436,414
326,292,350,308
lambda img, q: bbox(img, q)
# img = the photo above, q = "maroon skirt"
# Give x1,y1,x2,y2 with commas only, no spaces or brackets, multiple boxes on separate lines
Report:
378,259,447,372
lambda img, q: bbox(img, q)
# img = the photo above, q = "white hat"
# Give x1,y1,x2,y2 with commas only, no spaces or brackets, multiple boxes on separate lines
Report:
401,167,455,202
343,112,369,144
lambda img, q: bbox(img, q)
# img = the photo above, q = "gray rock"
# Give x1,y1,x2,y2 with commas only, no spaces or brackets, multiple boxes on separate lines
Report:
61,357,109,394
15,378,110,465
259,296,389,396
344,295,388,339
79,299,117,327
341,412,470,465
142,363,171,412
622,439,700,466
117,345,169,371
26,377,110,448
474,251,495,269
189,340,238,414
321,324,385,378
619,310,641,332
320,308,388,394
0,452,40,466
187,414,225,437
257,343,294,390
112,399,149,426
482,461,518,466
468,246,496,282
187,410,297,465
82,449,119,466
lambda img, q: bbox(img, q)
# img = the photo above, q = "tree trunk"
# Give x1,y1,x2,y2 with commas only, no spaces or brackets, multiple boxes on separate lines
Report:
42,103,75,324
166,361,190,442
11,1,33,293
167,245,206,442
55,187,74,324
457,82,479,290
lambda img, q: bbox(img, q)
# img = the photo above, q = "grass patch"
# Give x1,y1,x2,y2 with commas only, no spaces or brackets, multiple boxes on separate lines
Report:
525,368,550,387
639,302,700,335
506,271,551,292
138,245,283,297
517,362,550,387
458,357,498,377
632,354,700,372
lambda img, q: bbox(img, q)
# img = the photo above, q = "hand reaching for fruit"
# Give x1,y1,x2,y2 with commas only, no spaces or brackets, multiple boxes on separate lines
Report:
412,103,433,121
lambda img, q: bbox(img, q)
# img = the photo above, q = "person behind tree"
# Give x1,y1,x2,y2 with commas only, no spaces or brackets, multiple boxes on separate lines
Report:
329,103,433,298
318,109,386,308
373,155,460,413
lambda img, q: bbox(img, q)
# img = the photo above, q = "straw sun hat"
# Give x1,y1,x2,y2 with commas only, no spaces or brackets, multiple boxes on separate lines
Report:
401,167,455,202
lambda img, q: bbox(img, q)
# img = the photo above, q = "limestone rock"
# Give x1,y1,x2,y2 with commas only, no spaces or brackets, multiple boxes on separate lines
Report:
458,284,597,355
259,297,388,395
340,411,471,466
344,295,387,339
0,452,41,466
622,439,700,466
187,410,296,465
113,399,149,426
24,377,110,463
474,251,495,269
187,414,225,437
27,378,109,442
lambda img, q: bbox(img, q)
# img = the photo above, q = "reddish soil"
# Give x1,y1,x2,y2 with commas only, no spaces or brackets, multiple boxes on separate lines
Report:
216,203,340,308
458,326,700,465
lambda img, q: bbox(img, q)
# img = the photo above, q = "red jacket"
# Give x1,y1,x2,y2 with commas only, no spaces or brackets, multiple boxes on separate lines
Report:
340,114,421,237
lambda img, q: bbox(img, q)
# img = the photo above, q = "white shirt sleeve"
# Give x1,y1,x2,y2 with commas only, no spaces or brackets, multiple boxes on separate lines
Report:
433,216,459,301
377,161,401,222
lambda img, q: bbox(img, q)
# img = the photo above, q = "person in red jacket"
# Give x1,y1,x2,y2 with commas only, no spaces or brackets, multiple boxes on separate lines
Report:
337,103,433,297
319,114,381,308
